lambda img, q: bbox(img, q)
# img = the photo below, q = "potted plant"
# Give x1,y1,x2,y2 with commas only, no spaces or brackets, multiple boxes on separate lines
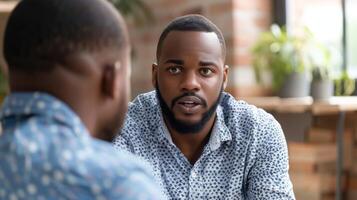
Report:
311,66,333,100
310,45,334,100
252,24,314,98
334,70,355,96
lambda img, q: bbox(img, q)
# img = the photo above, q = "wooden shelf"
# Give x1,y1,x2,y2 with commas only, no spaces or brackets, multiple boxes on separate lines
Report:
242,96,357,115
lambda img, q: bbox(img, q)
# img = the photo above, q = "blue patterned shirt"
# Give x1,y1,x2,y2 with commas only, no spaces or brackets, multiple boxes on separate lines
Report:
114,91,295,199
0,92,165,200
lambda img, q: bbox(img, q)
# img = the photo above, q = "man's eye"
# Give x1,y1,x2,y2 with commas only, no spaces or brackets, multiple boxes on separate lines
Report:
200,68,213,76
168,67,181,74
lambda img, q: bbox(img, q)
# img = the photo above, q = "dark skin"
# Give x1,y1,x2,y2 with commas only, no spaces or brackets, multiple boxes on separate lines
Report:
9,4,131,141
153,31,228,164
9,8,131,141
10,46,131,141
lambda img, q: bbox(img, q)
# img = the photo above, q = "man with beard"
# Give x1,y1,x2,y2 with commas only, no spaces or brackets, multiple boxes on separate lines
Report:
114,14,295,199
0,0,165,199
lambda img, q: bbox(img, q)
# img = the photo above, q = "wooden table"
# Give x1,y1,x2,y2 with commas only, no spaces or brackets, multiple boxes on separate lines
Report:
242,96,357,200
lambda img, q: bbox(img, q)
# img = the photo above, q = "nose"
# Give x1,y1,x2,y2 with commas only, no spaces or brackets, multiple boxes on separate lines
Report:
180,71,200,92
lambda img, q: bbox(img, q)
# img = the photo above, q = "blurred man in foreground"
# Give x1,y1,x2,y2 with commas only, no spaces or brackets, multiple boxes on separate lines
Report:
0,0,165,199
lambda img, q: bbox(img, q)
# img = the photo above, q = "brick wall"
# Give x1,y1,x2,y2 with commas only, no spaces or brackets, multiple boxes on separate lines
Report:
128,0,273,98
0,0,273,98
230,0,272,97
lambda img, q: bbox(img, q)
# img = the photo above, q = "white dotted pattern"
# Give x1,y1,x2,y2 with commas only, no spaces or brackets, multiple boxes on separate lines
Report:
0,92,165,200
115,91,295,200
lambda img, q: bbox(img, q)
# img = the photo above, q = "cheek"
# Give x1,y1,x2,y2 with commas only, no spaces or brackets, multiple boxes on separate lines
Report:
115,73,130,117
122,82,129,113
203,78,222,104
121,67,130,101
113,90,128,132
157,76,177,101
118,95,128,120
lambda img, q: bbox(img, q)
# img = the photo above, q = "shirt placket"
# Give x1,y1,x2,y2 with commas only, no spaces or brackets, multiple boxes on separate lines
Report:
188,166,204,199
188,147,212,199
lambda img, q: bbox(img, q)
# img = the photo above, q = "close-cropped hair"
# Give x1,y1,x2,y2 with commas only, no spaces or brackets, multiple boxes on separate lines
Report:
156,14,226,62
4,0,126,71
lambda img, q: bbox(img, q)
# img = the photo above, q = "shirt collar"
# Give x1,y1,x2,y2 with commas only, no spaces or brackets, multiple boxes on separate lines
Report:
0,92,88,138
158,109,173,144
208,105,232,151
157,104,232,151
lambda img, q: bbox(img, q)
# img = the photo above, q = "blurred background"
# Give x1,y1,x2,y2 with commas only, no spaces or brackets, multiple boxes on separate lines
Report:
0,0,356,199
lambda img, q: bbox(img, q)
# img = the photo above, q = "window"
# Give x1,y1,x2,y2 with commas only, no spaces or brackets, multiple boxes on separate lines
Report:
346,0,357,77
286,0,343,75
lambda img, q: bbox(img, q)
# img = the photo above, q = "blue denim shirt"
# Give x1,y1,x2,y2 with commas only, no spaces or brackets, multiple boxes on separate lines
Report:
0,92,165,200
114,91,295,200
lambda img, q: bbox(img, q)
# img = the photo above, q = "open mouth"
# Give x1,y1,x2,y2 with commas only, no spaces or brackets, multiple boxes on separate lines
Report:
176,96,203,113
178,101,200,108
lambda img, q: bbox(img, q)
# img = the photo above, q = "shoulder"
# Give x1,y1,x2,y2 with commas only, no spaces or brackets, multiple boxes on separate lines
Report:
219,93,284,153
129,91,158,112
10,127,160,199
87,139,152,174
220,92,277,131
65,139,162,199
219,93,287,162
92,142,163,199
125,91,160,126
119,91,160,138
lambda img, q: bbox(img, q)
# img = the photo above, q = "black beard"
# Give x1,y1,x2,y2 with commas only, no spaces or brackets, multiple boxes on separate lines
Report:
156,82,223,134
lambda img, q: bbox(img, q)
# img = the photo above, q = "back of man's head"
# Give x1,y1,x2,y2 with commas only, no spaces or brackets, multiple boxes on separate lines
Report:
4,0,127,71
3,0,131,141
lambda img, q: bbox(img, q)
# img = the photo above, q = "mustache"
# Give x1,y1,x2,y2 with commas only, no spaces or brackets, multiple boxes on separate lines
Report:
171,92,207,109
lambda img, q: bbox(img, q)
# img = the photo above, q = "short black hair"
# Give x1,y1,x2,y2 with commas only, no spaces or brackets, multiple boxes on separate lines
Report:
4,0,127,71
156,14,226,62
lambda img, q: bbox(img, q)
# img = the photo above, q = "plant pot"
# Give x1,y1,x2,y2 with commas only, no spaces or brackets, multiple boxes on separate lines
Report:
279,72,310,98
311,80,333,100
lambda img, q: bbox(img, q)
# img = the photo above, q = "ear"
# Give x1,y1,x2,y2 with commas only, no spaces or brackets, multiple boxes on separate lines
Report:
152,63,158,88
223,65,229,90
102,62,121,99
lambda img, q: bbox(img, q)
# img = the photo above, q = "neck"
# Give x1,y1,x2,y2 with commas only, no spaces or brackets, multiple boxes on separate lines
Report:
166,114,216,164
9,70,99,137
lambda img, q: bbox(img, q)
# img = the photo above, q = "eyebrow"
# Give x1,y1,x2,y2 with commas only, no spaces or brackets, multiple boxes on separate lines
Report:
164,59,219,68
199,61,219,68
164,59,184,65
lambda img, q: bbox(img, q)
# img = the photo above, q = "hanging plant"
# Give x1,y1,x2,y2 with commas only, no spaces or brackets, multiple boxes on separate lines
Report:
109,0,154,25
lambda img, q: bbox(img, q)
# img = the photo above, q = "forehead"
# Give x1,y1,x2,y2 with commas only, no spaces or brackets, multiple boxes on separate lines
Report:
159,31,223,63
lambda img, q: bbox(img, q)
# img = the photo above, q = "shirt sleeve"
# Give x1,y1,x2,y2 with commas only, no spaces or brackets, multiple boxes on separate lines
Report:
107,165,167,200
246,115,295,200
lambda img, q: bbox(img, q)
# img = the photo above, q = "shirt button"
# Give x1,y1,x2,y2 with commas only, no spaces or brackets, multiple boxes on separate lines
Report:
191,171,197,178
